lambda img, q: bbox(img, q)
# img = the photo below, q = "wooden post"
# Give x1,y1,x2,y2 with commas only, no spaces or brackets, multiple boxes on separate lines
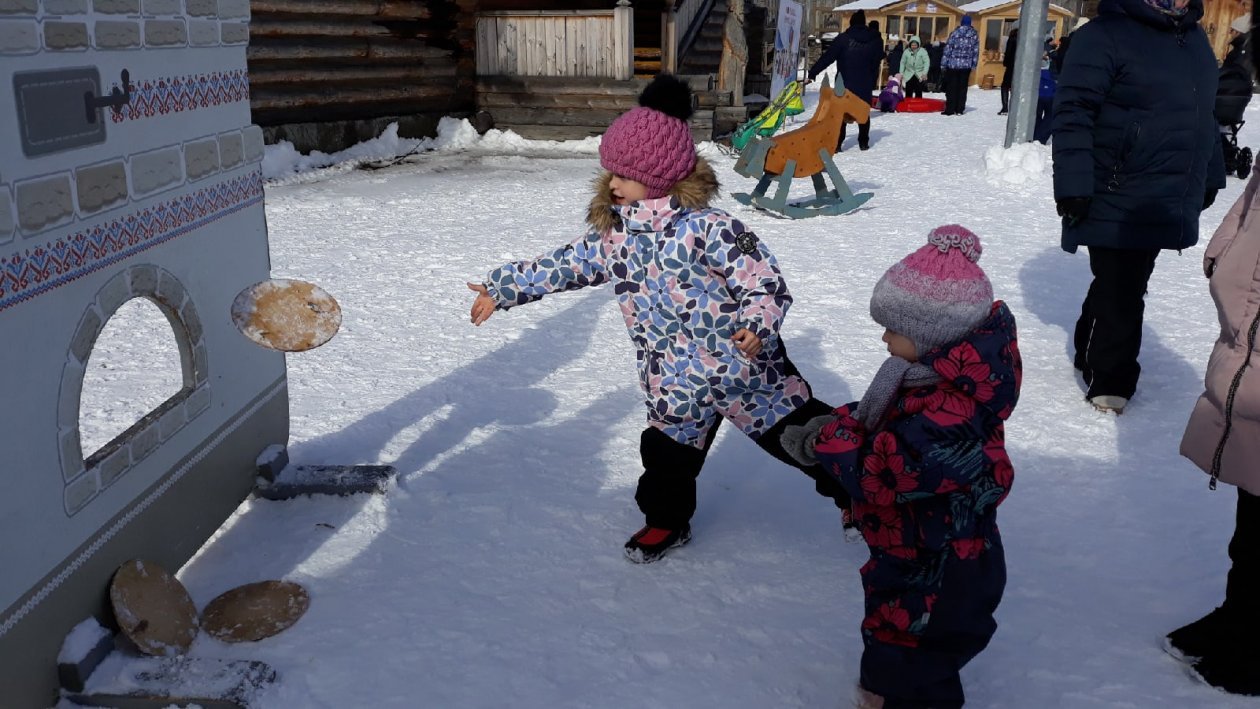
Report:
614,0,634,79
718,0,747,105
662,8,678,74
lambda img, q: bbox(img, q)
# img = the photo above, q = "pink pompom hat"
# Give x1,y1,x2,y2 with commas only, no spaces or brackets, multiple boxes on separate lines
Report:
870,225,994,354
598,76,697,199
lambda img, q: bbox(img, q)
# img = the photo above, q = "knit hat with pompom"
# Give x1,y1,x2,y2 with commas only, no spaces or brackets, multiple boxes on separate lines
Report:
870,225,994,355
598,74,697,198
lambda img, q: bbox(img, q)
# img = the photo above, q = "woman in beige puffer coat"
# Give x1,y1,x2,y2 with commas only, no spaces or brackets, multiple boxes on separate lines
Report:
1167,158,1260,697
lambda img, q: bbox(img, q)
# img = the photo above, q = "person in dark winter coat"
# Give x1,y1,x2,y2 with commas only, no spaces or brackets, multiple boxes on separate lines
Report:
807,9,886,151
469,76,853,565
926,40,945,89
888,39,905,85
999,26,1018,114
941,15,980,115
1033,64,1056,144
782,225,1021,709
1051,0,1227,413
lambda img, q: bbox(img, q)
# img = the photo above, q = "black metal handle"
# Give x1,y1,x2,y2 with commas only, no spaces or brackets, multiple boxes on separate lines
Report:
84,69,130,124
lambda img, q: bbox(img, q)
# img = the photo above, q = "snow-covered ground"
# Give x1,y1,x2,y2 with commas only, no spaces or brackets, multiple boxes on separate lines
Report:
72,81,1260,708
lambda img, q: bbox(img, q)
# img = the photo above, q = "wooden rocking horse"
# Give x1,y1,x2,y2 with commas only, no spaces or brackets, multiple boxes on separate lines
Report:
732,76,875,218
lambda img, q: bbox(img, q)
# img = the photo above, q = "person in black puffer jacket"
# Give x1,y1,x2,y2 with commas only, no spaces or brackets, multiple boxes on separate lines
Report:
807,9,886,151
1051,0,1227,414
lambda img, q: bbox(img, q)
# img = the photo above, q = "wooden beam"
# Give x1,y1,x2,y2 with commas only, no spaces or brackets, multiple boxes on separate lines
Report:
476,75,650,94
476,91,639,110
252,0,434,18
247,38,453,63
251,84,460,111
483,106,626,126
250,65,458,87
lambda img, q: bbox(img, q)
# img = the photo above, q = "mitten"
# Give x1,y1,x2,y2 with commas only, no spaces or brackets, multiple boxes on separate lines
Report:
780,415,833,466
1056,197,1091,228
1203,188,1219,211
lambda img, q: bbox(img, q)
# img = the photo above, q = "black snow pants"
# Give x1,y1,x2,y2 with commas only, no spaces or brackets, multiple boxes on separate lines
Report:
1073,245,1161,400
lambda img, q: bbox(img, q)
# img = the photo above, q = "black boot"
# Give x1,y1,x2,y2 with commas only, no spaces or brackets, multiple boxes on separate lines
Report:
1191,651,1260,695
1166,606,1245,661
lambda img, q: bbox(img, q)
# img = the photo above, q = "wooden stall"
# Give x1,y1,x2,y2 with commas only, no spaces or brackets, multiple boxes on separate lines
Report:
958,0,1074,87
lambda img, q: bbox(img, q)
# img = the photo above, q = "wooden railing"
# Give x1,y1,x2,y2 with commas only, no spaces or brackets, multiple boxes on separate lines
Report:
475,3,634,79
663,0,715,73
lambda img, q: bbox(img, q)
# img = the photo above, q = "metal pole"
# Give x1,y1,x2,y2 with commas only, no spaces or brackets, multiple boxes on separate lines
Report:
1004,0,1049,147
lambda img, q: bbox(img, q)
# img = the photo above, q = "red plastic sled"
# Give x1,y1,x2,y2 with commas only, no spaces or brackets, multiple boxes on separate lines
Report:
867,96,947,113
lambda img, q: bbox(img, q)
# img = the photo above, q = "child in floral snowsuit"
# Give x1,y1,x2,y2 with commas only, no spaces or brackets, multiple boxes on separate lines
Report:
784,225,1021,708
468,75,850,563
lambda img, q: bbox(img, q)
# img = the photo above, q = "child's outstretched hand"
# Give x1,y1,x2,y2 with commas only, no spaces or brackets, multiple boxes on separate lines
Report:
467,283,496,326
732,328,762,357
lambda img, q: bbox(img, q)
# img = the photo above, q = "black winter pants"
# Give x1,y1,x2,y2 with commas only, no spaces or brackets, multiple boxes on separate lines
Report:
905,76,926,99
838,119,871,152
861,542,1007,708
942,69,970,114
635,397,852,530
1000,70,1012,112
1072,245,1160,400
1226,487,1260,609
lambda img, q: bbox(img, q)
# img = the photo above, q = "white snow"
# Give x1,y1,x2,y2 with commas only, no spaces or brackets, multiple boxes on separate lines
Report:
57,617,111,665
984,141,1053,187
76,85,1260,708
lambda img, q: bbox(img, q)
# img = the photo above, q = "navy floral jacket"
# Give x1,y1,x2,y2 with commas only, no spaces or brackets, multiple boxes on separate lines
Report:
815,301,1021,647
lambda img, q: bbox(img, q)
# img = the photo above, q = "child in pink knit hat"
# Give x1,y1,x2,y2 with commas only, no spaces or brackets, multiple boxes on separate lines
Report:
468,75,853,564
783,225,1022,709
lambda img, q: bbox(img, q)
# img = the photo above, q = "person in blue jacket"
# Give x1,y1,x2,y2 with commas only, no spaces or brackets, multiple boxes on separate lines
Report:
1051,0,1227,414
806,9,886,151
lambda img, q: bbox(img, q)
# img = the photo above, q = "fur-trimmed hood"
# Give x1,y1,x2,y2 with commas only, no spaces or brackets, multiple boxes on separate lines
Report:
586,156,720,233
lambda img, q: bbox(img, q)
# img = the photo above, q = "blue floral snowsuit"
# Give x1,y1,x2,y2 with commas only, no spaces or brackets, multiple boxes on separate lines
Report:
483,169,846,529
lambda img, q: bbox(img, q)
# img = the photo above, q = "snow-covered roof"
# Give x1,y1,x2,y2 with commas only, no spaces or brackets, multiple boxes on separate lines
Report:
957,0,1072,14
832,0,901,11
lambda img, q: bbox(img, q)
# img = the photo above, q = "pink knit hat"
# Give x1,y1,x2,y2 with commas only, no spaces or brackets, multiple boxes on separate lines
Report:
599,75,697,199
870,225,994,354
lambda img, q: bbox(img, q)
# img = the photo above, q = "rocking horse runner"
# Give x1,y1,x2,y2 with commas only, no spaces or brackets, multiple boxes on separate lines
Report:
733,76,874,219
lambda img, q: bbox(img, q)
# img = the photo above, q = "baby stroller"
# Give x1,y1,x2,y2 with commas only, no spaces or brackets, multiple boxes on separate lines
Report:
1216,33,1255,179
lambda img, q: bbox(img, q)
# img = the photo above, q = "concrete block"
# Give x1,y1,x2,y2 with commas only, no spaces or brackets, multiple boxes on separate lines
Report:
0,191,13,243
184,0,215,16
70,306,102,364
58,361,84,428
155,269,185,307
217,0,245,18
186,385,210,418
60,428,83,481
57,622,114,692
130,146,183,196
97,446,131,487
64,471,99,514
242,124,264,163
141,0,180,14
45,0,89,13
218,131,243,169
16,175,74,232
92,0,139,13
0,0,37,14
128,263,158,294
96,273,131,315
94,19,139,48
158,402,185,441
44,21,89,49
219,20,246,45
180,298,202,343
0,19,39,54
184,138,219,181
187,18,216,45
255,444,288,481
144,18,185,46
128,423,160,462
75,161,128,215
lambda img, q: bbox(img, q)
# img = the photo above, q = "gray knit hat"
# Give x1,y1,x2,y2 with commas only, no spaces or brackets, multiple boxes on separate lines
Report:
870,225,994,356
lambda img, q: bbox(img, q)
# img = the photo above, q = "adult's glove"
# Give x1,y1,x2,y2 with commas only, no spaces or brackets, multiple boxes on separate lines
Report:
780,415,833,467
1056,197,1092,228
1203,188,1219,211
1204,257,1217,279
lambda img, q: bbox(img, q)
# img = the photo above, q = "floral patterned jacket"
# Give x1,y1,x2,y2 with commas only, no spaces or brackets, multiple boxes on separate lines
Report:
483,160,812,446
814,301,1021,647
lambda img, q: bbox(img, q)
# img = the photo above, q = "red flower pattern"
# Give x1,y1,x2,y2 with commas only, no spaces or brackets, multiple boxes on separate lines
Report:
857,504,904,549
862,600,918,647
952,537,987,559
860,433,918,505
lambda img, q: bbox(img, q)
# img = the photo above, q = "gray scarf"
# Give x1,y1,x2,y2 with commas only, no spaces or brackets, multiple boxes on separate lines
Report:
854,357,942,430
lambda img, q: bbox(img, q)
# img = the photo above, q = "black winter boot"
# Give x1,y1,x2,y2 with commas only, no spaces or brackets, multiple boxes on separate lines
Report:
624,525,691,564
1166,606,1244,661
1191,651,1260,695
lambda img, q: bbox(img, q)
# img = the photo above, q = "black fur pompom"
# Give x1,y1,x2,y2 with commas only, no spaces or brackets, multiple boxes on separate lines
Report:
639,74,694,121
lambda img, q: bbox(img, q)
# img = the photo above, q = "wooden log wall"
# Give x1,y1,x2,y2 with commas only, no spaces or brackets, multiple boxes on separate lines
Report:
248,0,477,128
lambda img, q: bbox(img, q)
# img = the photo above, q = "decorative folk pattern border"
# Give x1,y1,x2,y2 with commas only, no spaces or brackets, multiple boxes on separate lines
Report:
0,172,264,313
112,70,251,123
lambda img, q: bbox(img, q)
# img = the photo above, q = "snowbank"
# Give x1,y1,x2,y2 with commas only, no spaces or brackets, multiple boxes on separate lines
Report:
983,141,1053,187
262,117,603,183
